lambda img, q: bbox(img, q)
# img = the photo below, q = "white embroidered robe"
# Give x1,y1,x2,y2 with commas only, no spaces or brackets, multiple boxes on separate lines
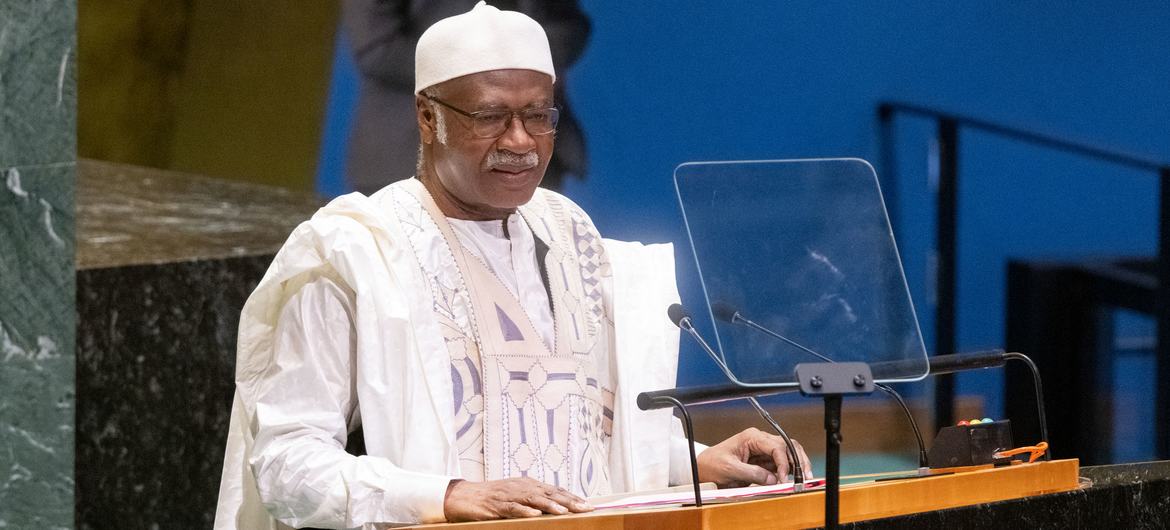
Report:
213,180,694,529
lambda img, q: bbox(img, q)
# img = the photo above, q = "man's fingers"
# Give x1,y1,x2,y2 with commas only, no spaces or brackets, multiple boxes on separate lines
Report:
544,485,587,505
791,439,814,480
745,428,816,481
698,428,814,488
741,430,789,473
500,501,542,518
522,495,569,515
445,479,589,521
747,453,777,467
514,482,588,516
728,459,778,486
771,446,793,479
546,489,593,512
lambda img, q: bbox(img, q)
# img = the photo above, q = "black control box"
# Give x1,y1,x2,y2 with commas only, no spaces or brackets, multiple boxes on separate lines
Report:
927,420,1014,468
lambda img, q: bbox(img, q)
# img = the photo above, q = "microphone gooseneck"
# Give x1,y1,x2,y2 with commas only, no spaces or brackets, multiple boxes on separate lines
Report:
712,301,835,364
1003,352,1050,460
874,384,928,469
667,304,807,486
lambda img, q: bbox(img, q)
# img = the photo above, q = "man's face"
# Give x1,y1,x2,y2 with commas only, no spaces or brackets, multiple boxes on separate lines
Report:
420,69,555,220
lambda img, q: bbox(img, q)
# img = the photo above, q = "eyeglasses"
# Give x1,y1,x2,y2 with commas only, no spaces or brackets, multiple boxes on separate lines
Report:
425,95,559,138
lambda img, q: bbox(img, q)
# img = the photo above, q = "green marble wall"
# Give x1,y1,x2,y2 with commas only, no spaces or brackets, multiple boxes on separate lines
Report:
0,1,77,528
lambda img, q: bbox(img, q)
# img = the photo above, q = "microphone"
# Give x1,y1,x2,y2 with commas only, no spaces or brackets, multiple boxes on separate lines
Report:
923,349,1005,375
638,381,800,410
668,303,691,328
712,302,929,471
666,303,808,486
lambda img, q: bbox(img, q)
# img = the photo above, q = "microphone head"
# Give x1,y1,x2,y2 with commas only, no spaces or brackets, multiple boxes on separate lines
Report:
711,301,739,323
667,303,692,328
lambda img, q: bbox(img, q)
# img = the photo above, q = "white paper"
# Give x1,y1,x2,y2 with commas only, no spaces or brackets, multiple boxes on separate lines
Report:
591,479,827,510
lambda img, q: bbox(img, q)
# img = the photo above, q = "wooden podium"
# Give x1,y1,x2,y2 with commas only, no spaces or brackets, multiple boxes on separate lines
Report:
411,459,1079,529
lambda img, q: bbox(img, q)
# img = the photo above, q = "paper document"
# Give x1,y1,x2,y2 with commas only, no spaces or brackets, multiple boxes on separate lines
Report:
591,479,827,510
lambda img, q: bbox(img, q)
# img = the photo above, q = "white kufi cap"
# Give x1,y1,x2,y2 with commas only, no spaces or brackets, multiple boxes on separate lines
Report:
415,1,556,94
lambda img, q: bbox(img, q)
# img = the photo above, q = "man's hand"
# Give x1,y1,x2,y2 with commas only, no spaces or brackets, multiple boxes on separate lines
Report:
443,477,594,522
696,427,813,488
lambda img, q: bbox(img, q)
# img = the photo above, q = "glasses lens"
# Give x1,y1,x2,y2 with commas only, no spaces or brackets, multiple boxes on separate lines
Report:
471,111,510,138
523,108,559,135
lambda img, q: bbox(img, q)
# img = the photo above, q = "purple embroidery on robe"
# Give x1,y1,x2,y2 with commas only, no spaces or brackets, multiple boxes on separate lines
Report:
547,409,556,443
463,357,481,394
495,304,524,341
451,365,463,414
517,407,527,443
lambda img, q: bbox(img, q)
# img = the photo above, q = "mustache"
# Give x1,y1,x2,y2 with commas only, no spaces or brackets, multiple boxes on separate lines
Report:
483,150,539,171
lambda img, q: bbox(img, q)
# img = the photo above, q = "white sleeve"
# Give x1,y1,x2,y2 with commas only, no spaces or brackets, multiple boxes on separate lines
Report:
248,274,454,528
668,417,709,486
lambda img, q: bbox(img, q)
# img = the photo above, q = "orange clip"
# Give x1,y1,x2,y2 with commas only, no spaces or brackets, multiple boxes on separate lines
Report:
994,441,1049,463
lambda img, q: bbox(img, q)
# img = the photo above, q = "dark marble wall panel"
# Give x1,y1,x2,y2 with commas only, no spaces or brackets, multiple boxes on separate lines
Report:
0,1,77,168
76,255,272,528
71,160,317,527
0,164,76,528
845,461,1170,529
0,1,77,528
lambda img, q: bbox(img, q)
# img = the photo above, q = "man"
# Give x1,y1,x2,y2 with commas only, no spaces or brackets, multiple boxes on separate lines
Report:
215,3,809,528
341,0,590,194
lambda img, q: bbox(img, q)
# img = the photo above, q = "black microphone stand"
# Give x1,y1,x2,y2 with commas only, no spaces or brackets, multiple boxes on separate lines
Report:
794,362,875,530
640,394,704,507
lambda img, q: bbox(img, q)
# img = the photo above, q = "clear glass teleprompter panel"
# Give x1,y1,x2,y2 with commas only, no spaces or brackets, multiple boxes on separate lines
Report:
674,159,928,387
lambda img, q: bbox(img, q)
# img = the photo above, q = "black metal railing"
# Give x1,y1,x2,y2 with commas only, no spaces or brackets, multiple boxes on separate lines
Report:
877,101,1170,459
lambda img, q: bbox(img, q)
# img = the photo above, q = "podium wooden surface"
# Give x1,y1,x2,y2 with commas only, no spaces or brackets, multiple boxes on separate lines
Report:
410,459,1079,529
